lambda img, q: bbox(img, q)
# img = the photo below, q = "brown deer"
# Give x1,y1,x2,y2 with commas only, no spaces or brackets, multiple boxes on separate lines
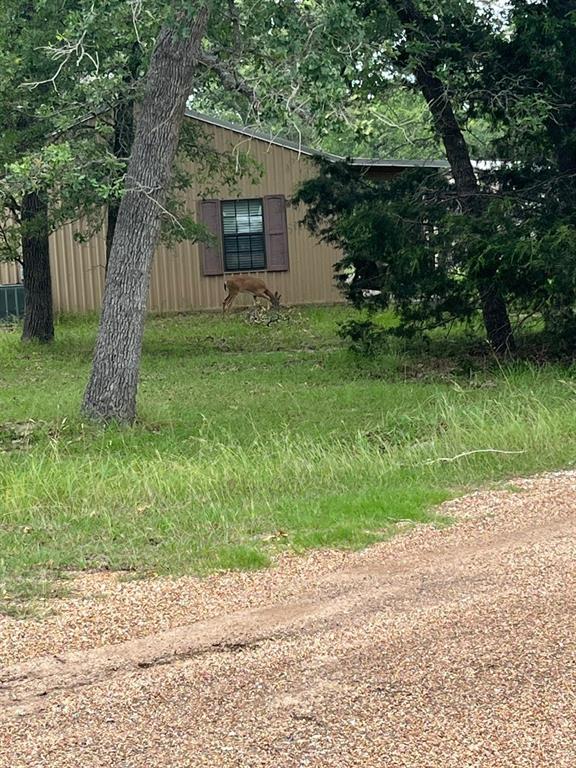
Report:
223,276,281,312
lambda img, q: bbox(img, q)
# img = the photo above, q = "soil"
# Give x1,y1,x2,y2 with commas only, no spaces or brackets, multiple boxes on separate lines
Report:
1,471,575,767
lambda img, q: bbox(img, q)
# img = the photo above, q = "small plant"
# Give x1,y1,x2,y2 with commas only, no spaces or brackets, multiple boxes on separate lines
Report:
243,304,297,326
338,318,389,355
0,420,44,452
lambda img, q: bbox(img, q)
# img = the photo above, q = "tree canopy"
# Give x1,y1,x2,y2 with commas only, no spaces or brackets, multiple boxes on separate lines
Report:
296,0,576,351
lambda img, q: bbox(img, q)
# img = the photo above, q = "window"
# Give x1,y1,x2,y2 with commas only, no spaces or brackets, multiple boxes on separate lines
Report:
198,196,289,276
221,198,266,272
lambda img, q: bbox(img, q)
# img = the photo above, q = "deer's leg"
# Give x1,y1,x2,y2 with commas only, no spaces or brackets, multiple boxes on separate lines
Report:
250,291,268,306
223,291,238,313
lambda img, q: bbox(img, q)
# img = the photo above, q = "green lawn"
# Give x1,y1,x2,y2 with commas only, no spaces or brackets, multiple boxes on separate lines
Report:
1,305,575,612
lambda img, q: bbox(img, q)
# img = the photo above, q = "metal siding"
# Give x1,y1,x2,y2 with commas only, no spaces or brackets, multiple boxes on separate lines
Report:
159,121,342,310
40,118,345,313
0,261,21,285
50,222,106,312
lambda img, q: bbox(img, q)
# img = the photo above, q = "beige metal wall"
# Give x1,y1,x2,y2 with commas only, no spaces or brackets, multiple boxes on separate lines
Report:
0,261,20,284
24,119,344,313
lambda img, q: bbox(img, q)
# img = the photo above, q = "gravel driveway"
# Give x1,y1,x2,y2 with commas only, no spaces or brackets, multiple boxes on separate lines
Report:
1,471,575,767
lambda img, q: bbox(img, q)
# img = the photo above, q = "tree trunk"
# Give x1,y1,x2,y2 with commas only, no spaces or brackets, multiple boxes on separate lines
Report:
389,0,515,354
21,191,54,343
414,67,515,354
106,45,141,271
82,6,209,423
478,280,516,355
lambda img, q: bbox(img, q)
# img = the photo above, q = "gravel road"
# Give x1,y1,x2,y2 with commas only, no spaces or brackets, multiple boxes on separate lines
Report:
1,471,575,767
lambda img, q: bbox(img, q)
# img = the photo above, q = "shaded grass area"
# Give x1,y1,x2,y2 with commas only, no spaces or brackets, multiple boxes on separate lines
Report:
1,306,575,611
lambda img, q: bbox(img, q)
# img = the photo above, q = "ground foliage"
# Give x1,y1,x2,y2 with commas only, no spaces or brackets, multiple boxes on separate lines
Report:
2,308,575,609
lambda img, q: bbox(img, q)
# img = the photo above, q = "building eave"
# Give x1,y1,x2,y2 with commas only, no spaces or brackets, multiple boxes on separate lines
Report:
185,109,449,170
349,157,450,169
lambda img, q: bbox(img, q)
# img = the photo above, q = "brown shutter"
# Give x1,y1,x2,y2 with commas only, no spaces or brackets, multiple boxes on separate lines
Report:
263,195,289,272
197,199,224,276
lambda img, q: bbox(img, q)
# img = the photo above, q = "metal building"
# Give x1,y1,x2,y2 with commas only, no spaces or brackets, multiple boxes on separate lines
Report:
0,111,447,313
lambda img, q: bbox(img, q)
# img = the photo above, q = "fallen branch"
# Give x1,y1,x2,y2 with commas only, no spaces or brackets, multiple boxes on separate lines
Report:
424,448,525,465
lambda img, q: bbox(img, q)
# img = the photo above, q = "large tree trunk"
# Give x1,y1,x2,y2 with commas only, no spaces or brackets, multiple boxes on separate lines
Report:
414,67,515,354
106,45,141,271
21,191,54,343
82,6,209,423
390,0,515,354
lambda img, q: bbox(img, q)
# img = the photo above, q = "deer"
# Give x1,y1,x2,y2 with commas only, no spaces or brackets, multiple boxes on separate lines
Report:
223,276,281,313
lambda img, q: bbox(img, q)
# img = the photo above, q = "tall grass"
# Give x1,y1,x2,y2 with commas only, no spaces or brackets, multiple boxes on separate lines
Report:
1,307,575,608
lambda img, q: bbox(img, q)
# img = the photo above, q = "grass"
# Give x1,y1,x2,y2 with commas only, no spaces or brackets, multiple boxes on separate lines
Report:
1,305,575,612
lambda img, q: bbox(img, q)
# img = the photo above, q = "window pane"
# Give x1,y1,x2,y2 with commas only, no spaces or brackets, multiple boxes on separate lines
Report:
221,199,266,271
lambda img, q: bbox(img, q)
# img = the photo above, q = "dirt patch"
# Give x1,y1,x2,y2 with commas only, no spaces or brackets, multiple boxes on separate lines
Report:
1,470,575,767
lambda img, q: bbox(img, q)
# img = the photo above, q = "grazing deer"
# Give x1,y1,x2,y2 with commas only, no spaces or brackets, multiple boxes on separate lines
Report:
223,276,281,312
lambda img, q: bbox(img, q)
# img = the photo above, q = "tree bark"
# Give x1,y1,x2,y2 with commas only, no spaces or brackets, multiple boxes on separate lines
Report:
389,0,515,354
21,191,54,343
82,6,209,423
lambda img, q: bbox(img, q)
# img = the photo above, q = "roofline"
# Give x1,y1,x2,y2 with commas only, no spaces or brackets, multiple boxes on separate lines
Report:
185,109,450,169
349,158,450,169
185,108,333,158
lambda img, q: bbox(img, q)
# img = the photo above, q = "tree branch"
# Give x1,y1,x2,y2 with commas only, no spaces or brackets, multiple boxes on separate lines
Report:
197,51,261,111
